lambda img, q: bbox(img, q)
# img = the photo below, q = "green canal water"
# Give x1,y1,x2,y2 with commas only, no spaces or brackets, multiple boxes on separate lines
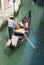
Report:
0,0,44,65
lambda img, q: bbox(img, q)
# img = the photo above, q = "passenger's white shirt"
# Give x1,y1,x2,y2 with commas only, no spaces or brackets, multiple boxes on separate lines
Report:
8,19,14,27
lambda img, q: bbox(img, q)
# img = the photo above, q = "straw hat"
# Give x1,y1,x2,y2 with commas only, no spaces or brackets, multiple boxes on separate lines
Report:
9,15,14,19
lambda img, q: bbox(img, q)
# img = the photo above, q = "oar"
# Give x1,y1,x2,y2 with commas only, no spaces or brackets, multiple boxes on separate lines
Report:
23,33,38,52
24,34,35,49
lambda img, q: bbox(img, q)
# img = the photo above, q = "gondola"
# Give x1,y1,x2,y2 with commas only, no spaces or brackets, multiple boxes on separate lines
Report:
6,10,31,48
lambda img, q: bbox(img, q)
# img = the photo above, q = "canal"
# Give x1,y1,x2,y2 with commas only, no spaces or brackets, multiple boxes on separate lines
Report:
0,0,44,65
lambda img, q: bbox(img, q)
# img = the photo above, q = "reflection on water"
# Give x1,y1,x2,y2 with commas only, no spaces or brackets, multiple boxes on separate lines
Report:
7,41,26,65
30,11,44,65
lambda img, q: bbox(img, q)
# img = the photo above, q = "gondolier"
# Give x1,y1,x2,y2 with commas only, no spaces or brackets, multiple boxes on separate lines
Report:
8,15,14,39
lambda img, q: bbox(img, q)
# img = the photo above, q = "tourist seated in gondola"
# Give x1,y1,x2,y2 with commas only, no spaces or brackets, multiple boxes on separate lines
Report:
18,22,24,28
14,21,29,34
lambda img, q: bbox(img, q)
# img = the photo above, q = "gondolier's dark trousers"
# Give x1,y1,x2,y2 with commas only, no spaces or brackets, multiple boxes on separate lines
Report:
8,27,14,39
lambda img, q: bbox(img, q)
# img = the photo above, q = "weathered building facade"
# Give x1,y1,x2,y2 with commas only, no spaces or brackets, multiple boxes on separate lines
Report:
0,0,13,18
0,0,14,29
0,0,9,12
